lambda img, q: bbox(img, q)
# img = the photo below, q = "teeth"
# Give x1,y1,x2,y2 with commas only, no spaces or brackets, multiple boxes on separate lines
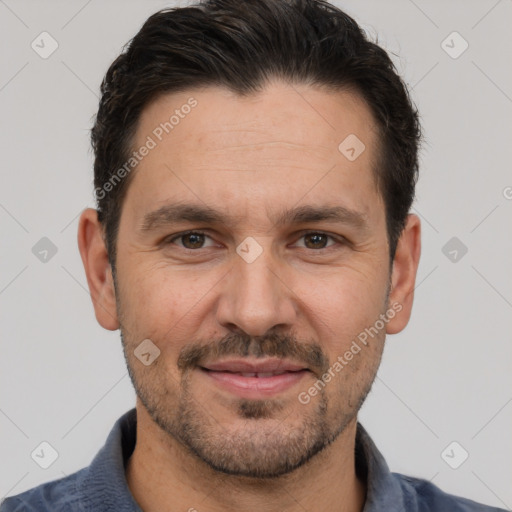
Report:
238,371,287,377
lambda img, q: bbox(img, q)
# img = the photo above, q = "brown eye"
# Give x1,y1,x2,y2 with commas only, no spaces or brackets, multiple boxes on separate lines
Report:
181,232,205,249
302,232,331,249
169,231,214,249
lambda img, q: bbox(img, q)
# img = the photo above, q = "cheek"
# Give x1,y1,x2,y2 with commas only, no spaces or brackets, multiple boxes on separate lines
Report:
117,262,221,343
120,259,178,307
293,267,388,354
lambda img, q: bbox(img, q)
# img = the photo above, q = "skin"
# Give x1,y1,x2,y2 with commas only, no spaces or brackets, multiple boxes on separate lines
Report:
78,81,421,512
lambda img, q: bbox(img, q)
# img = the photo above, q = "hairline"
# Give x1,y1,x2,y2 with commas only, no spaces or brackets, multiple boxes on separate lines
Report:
102,80,394,270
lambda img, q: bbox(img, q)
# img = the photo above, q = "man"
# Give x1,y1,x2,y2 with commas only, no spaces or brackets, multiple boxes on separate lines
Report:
0,0,505,510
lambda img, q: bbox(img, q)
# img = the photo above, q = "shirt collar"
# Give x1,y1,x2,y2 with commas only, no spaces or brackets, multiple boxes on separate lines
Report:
355,422,406,510
76,408,142,511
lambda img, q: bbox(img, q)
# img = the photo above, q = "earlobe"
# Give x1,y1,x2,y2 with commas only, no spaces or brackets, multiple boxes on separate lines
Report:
77,208,120,330
386,213,421,335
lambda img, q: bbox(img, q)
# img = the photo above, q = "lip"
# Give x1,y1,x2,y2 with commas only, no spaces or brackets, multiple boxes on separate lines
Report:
199,358,310,398
201,357,307,373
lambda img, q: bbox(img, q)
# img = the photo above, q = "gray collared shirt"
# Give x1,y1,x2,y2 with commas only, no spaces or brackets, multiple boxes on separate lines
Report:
0,408,506,511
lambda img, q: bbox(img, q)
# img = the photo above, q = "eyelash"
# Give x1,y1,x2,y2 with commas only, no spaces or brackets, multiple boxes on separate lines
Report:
166,230,344,251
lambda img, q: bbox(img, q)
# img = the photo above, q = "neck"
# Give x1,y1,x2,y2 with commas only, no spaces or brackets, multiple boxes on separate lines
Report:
126,404,366,512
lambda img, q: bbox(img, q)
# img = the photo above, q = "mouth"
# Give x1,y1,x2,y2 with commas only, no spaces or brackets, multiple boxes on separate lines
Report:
198,358,311,398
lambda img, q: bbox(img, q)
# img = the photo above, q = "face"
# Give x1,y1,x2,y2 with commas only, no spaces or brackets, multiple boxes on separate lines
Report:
108,82,398,478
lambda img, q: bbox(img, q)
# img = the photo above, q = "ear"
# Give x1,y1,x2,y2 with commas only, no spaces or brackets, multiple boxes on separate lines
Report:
386,213,421,335
77,208,119,330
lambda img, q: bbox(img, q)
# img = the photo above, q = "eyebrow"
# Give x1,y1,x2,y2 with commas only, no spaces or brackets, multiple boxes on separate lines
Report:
139,202,369,233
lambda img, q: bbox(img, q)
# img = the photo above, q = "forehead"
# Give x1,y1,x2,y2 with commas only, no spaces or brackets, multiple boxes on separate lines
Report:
125,81,383,226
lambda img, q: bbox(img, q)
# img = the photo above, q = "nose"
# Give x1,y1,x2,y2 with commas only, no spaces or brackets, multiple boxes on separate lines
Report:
215,245,297,337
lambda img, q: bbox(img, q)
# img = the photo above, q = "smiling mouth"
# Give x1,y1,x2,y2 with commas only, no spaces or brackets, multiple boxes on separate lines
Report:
200,368,305,378
198,362,311,397
200,357,308,374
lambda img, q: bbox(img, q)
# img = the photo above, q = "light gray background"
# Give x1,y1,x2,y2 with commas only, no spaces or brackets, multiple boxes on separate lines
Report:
1,0,511,508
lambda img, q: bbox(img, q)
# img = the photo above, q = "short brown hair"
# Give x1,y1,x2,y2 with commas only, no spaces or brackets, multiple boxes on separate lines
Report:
91,0,421,267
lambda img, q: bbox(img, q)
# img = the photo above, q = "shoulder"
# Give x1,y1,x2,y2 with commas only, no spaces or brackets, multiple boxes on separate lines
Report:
0,469,86,512
1,408,138,512
394,473,507,512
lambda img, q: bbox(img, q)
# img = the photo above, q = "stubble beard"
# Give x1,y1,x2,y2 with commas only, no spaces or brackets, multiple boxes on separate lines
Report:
121,330,379,479
114,269,387,480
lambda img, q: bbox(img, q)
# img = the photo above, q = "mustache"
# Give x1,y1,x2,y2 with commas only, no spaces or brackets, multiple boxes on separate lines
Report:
177,331,330,376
